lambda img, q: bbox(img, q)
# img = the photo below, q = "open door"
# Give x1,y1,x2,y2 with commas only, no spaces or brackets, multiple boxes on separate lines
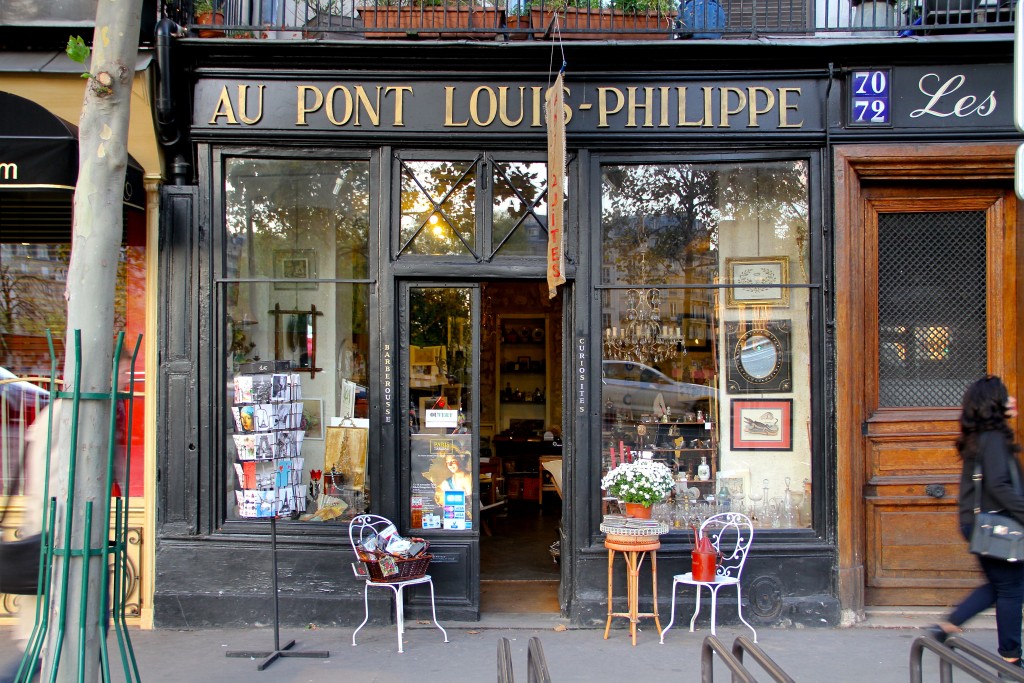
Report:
400,283,481,618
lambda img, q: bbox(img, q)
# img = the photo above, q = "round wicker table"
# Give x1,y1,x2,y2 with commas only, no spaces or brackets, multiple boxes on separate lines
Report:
600,520,668,646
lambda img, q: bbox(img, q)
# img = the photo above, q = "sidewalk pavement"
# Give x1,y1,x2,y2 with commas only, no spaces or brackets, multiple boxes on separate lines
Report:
0,607,998,682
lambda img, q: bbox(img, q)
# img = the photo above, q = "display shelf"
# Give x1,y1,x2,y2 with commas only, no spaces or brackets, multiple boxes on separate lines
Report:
607,417,718,488
496,314,551,433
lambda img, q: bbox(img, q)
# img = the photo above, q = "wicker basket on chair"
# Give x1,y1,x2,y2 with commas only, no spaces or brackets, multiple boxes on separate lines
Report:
357,539,432,583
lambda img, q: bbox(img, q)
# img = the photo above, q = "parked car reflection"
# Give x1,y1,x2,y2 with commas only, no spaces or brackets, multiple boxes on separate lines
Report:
601,360,714,417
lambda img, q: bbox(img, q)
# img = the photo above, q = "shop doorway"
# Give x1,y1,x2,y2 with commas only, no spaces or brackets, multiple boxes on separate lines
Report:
479,280,564,614
835,144,1018,609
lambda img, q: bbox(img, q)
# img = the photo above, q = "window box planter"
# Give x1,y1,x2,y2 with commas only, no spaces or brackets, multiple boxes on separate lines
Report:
530,7,671,39
358,5,504,38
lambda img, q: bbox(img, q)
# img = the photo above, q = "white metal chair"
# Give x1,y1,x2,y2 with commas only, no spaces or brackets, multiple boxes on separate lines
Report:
660,511,757,644
349,514,448,653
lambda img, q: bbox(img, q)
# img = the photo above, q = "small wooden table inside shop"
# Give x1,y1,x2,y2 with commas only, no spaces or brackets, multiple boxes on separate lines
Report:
601,519,668,646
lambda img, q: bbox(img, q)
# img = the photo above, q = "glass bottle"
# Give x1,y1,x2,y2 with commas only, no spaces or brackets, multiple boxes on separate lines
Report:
801,478,812,527
697,455,711,481
717,482,731,511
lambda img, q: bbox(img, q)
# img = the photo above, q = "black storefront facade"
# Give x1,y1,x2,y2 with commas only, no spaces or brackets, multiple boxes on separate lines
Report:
153,38,1019,629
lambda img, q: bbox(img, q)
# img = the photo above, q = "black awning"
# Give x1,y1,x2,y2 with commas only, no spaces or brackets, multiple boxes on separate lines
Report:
0,91,145,209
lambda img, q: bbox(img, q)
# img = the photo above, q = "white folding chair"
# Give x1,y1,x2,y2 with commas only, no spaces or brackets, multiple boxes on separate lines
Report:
660,511,757,643
349,514,448,653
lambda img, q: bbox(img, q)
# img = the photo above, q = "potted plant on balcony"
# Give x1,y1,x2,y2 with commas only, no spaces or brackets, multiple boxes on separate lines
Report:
358,0,503,38
531,0,673,39
505,0,533,38
300,0,356,39
194,0,226,38
613,0,678,35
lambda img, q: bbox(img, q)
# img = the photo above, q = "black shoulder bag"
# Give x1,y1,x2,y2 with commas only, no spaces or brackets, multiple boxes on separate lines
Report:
968,457,1024,562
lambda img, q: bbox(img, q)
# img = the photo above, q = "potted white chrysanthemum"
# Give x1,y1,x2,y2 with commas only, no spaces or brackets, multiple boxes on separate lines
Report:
600,458,674,518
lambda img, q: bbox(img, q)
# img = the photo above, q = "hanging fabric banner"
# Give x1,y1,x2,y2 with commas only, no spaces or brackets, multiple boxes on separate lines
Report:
545,71,566,299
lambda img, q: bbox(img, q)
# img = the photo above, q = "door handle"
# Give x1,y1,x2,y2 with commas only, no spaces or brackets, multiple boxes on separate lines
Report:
925,484,945,499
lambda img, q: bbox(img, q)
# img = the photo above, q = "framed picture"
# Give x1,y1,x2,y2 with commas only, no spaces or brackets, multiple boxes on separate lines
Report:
301,398,324,440
725,256,789,307
274,249,318,290
517,355,531,366
731,399,793,451
725,320,792,393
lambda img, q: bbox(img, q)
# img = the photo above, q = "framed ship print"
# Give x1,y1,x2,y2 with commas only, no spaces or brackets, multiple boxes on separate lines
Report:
731,399,793,451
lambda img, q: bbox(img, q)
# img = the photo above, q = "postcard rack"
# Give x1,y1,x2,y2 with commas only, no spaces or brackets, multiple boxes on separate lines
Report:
226,360,329,670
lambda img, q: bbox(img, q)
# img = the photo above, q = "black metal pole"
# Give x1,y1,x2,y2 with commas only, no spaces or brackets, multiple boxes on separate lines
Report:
270,516,281,653
225,515,330,670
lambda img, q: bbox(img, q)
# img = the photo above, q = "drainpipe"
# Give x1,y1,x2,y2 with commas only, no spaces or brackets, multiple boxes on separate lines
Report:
155,16,184,148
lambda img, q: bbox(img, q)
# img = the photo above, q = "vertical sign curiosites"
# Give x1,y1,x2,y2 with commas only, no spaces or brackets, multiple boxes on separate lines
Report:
577,337,586,415
382,344,392,423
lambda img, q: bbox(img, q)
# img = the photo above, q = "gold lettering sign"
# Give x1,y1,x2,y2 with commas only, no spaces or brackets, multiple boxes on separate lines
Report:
201,80,809,132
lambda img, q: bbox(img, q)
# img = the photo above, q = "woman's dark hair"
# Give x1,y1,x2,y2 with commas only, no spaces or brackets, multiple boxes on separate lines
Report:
957,375,1019,459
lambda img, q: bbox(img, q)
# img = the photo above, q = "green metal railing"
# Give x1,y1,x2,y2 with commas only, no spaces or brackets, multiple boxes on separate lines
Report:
19,330,141,683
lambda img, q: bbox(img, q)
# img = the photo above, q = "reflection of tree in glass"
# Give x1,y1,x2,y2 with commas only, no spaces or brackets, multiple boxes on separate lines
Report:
410,288,471,348
224,158,371,280
400,160,476,256
0,243,112,338
492,161,548,257
409,288,473,411
602,164,719,285
601,161,808,286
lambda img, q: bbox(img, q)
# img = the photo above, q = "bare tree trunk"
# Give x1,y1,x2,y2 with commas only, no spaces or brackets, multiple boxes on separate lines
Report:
46,1,144,680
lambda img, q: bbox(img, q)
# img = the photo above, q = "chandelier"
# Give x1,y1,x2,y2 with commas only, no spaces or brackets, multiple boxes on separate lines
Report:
602,239,686,366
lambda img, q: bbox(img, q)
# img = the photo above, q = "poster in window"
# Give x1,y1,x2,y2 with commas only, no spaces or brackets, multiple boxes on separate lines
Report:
410,433,473,531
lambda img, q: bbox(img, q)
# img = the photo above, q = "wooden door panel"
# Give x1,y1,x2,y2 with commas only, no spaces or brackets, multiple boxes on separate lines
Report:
865,498,980,606
868,439,960,477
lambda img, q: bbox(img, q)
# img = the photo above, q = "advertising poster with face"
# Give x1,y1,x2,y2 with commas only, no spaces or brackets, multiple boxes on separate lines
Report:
410,433,473,531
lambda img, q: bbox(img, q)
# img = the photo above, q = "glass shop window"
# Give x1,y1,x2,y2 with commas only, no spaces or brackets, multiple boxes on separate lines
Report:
223,157,371,523
396,156,549,259
0,208,148,499
599,160,813,530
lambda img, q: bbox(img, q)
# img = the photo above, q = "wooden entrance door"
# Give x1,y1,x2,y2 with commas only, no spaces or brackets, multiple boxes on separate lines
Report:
835,144,1018,610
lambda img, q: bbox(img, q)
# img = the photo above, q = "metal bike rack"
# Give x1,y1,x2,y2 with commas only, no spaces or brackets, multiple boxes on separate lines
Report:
498,637,515,683
496,636,552,682
945,636,1024,682
732,635,795,682
526,636,552,683
701,635,794,683
910,635,1002,683
700,635,756,683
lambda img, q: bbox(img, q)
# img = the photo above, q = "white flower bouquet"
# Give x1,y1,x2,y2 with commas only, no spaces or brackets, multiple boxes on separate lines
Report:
600,458,675,506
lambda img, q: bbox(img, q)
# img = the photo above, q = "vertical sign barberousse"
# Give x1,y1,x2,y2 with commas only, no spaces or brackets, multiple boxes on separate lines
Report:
546,73,566,299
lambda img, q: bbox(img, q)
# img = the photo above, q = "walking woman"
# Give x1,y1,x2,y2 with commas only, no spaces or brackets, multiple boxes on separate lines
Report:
928,375,1024,671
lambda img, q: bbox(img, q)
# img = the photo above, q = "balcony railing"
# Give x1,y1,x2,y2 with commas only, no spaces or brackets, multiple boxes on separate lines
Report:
171,0,1016,40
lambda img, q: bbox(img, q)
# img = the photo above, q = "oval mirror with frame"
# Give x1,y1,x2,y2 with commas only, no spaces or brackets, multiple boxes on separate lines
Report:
726,320,792,393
